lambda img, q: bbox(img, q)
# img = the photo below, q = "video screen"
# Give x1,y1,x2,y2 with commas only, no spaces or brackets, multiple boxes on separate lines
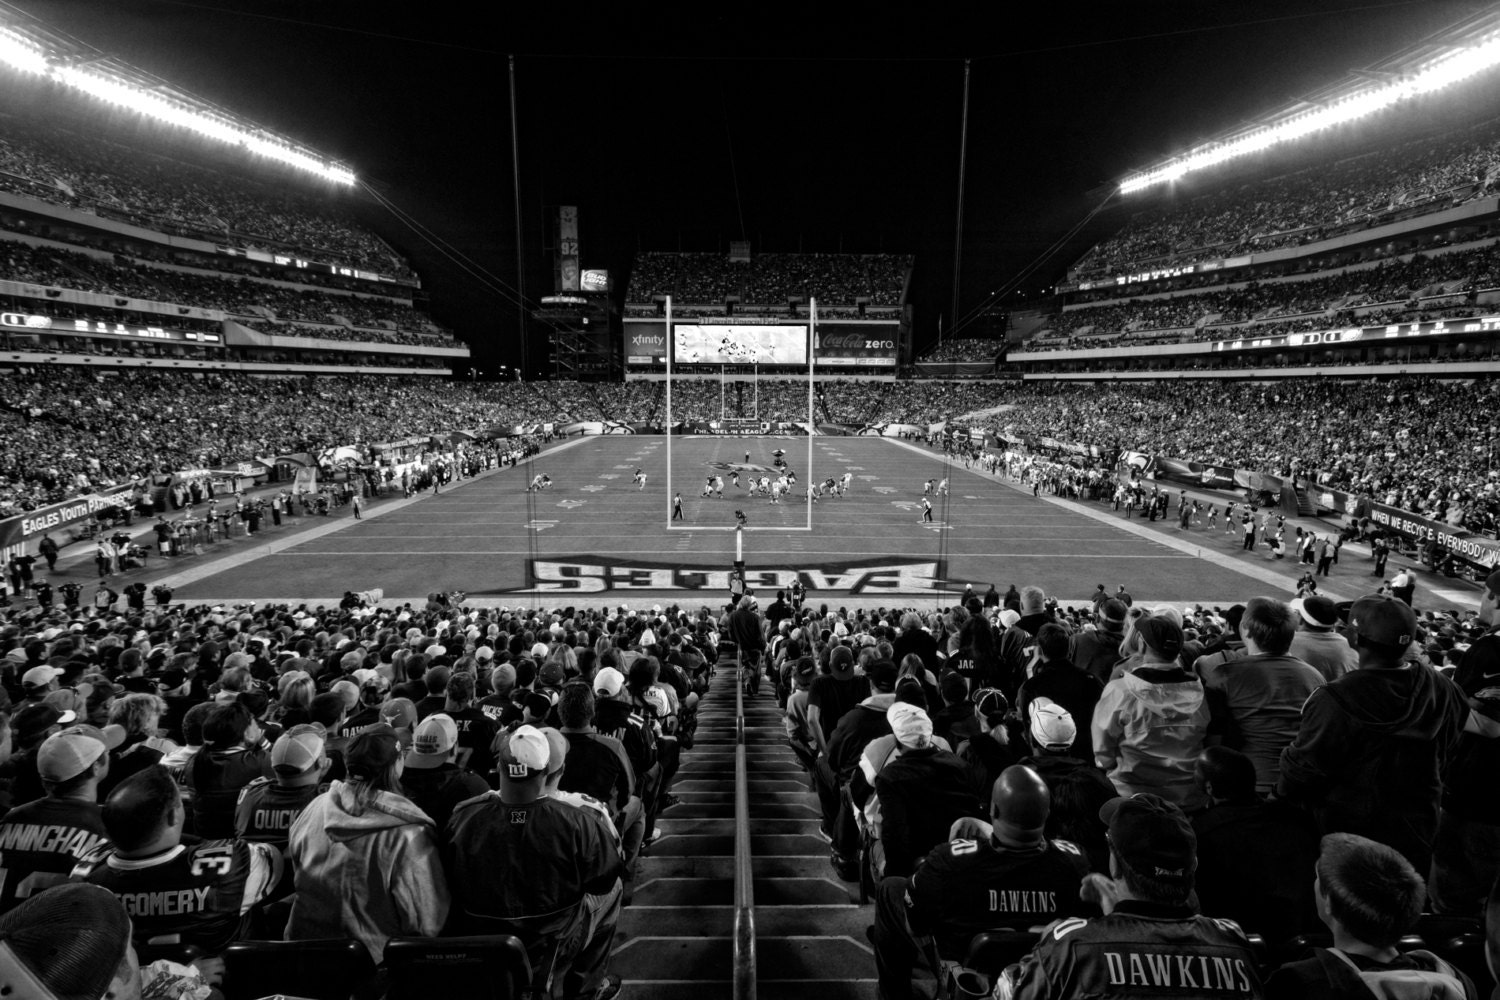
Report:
672,324,808,365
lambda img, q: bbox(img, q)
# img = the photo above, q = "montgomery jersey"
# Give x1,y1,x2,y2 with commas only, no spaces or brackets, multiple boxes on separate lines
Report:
0,797,108,913
905,836,1090,957
234,778,325,847
72,839,281,954
443,793,623,929
995,903,1264,1000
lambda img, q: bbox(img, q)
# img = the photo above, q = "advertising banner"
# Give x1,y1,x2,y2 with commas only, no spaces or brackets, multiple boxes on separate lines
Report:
813,328,898,366
1366,501,1500,570
0,483,139,557
624,324,668,366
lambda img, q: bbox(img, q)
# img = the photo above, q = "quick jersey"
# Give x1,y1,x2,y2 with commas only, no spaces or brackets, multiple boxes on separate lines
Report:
443,793,622,928
996,904,1264,999
0,797,108,913
234,778,324,847
71,839,281,953
905,836,1090,958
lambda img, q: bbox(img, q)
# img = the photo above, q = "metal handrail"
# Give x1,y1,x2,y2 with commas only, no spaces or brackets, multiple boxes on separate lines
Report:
732,667,756,1000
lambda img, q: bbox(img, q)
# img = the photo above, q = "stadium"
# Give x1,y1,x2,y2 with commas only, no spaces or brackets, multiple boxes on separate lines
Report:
4,1,1500,999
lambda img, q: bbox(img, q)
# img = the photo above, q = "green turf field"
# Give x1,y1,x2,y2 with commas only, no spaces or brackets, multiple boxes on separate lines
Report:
169,435,1324,609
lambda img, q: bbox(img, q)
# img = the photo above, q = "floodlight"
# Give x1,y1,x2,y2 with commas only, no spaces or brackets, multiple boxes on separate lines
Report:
1120,33,1500,195
0,28,46,74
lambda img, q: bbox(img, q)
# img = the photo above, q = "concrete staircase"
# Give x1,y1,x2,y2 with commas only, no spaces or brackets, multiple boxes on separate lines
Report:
611,678,876,999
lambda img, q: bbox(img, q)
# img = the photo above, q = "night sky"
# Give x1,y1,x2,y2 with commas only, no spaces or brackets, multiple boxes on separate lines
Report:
7,0,1490,372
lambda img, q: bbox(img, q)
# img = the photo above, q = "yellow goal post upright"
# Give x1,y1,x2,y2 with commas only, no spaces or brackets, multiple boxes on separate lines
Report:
664,296,817,590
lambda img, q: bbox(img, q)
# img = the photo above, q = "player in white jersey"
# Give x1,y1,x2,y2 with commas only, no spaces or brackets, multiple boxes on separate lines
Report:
808,482,822,503
712,475,725,498
841,472,852,495
769,481,786,504
938,478,949,497
528,474,549,492
757,476,771,496
634,469,647,490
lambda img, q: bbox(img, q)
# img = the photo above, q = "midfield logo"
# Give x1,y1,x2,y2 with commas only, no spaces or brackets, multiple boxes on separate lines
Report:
504,556,951,594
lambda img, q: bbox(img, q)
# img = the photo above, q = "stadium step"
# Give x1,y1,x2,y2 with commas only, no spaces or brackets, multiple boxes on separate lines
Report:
615,677,875,1000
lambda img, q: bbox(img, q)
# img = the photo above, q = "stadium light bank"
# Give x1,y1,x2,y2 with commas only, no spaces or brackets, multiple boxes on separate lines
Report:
0,23,355,186
1119,34,1500,196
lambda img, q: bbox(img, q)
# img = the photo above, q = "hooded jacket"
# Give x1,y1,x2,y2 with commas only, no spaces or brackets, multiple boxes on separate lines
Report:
1092,665,1210,811
1277,664,1467,871
286,779,449,962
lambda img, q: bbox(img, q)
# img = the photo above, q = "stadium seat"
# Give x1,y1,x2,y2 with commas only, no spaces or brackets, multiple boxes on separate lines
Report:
222,939,375,1000
1439,934,1496,993
962,929,1040,978
384,935,532,1000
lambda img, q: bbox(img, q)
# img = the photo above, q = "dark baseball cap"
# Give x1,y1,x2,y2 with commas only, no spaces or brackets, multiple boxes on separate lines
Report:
1100,793,1196,890
344,725,401,780
1136,616,1183,660
1349,594,1417,650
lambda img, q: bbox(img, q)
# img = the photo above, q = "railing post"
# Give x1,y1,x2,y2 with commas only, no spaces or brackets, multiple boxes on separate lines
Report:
732,670,756,1000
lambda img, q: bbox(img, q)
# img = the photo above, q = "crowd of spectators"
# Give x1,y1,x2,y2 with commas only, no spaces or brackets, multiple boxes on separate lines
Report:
0,115,410,277
626,252,911,306
3,574,1496,997
1030,241,1500,352
1077,115,1500,277
0,371,574,515
915,338,1004,363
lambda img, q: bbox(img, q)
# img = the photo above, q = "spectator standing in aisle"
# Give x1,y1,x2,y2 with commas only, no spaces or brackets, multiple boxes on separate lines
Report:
1277,594,1470,874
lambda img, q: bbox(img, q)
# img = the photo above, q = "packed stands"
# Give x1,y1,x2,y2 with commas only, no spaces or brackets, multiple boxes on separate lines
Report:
625,251,911,307
0,115,410,277
1075,115,1500,279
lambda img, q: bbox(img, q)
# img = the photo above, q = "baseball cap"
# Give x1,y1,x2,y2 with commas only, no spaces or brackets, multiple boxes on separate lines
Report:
271,724,326,777
1028,698,1077,751
888,702,933,749
593,666,625,698
865,659,897,691
1294,595,1340,628
538,661,566,689
974,688,1009,721
1136,616,1184,660
13,704,72,746
344,726,401,781
530,642,550,659
1349,594,1417,650
37,724,126,783
1100,793,1197,891
0,882,133,1000
405,714,459,769
379,697,419,733
1100,599,1129,625
539,726,568,778
998,609,1021,629
497,724,550,781
21,665,61,690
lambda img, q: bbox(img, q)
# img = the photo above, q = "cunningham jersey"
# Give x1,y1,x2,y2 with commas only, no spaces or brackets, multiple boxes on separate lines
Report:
996,902,1264,999
71,839,282,953
0,797,108,913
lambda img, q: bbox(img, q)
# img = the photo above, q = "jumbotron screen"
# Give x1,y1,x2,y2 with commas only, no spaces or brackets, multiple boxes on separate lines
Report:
672,324,808,365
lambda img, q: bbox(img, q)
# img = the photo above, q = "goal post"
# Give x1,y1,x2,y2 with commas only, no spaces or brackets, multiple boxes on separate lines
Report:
664,294,816,533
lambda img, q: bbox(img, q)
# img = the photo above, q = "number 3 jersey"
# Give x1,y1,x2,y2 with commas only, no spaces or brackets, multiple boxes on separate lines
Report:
71,838,282,953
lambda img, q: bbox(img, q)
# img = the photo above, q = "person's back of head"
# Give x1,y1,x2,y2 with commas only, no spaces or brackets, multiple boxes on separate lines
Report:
446,671,475,709
939,670,967,707
202,701,252,748
558,681,594,729
1242,597,1297,656
0,883,137,1000
1315,832,1425,949
310,691,346,730
1348,595,1418,668
1020,586,1047,616
103,764,179,853
992,764,1049,845
1036,623,1070,663
1195,746,1258,806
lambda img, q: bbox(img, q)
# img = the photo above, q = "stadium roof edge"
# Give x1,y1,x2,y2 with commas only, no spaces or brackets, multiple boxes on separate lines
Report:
1115,7,1500,196
0,6,357,185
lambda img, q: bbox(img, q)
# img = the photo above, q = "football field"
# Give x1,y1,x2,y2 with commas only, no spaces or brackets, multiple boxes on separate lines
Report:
169,435,1321,609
